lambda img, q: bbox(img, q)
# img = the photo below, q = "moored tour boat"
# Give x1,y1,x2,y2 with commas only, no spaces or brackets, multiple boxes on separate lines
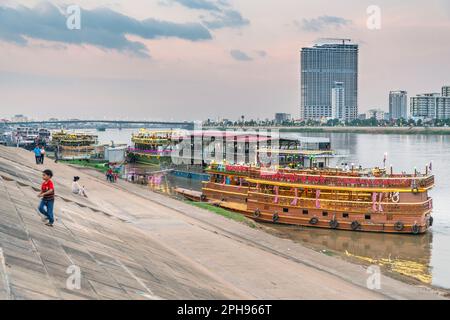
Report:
127,129,173,164
196,163,435,234
51,130,98,160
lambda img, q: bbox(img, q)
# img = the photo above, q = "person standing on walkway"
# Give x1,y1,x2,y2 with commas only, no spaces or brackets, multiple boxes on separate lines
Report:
33,146,41,164
38,169,55,227
40,146,46,164
54,145,60,163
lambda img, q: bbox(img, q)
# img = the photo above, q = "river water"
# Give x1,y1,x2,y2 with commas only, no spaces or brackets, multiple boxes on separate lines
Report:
91,128,450,289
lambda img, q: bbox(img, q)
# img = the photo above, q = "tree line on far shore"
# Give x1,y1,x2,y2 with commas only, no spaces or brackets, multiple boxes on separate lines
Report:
204,117,450,128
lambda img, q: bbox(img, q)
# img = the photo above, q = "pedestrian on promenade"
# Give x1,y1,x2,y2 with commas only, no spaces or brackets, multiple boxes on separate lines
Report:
38,169,55,227
33,146,41,164
40,146,46,164
72,176,88,198
106,168,114,182
54,145,60,163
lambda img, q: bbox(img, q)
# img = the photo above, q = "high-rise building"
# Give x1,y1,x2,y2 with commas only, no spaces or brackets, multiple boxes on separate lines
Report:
300,41,358,121
410,90,450,120
366,108,386,121
274,113,291,124
331,82,345,120
389,91,408,120
442,86,450,97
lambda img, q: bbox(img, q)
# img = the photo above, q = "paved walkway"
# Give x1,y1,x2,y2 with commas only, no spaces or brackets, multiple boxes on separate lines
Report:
0,146,446,300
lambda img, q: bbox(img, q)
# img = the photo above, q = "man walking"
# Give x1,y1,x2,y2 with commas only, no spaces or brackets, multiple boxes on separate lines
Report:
38,169,55,227
33,146,41,164
40,146,46,164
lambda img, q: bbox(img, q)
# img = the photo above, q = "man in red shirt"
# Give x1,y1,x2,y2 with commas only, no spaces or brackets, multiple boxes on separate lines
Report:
38,169,55,227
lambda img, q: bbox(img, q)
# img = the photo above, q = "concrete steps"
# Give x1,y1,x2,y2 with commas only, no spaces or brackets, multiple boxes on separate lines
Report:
0,177,237,299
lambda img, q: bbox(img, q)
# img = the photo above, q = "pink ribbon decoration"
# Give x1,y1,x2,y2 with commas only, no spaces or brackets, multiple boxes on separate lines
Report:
378,192,383,212
372,192,378,211
315,189,321,208
291,188,298,206
274,186,279,204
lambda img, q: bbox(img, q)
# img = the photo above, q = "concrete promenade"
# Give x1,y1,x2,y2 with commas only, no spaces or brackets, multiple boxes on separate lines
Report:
0,146,446,300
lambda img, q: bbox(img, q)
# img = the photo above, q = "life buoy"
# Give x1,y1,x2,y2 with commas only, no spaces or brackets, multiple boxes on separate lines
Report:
412,224,420,235
391,192,400,203
272,213,279,223
329,219,339,229
309,217,319,225
394,221,404,232
253,209,261,218
351,221,361,231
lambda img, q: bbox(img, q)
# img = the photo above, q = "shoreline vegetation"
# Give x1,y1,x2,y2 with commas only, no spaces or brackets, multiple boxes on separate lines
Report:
203,126,450,135
61,159,110,173
187,201,257,229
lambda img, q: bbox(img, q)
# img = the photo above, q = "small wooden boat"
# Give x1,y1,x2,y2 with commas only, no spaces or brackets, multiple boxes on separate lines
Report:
174,187,202,201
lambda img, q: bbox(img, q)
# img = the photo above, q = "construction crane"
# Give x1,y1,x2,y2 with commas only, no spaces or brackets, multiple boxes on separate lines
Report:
318,38,352,45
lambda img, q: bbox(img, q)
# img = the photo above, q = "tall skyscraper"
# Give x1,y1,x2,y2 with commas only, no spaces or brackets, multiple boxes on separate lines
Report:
300,41,358,121
389,91,408,119
331,82,345,120
442,86,450,97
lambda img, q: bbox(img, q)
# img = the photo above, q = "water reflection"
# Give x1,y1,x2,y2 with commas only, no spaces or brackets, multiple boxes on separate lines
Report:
271,224,433,284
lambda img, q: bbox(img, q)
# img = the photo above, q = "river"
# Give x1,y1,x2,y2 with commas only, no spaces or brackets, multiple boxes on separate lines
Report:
90,128,450,289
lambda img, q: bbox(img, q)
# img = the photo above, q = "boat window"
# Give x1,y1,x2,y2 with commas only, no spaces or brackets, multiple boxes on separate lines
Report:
365,214,371,220
283,208,289,213
322,211,328,217
302,209,309,215
343,213,349,218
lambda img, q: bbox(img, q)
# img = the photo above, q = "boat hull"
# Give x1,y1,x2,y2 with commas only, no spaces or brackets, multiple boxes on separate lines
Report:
199,182,432,235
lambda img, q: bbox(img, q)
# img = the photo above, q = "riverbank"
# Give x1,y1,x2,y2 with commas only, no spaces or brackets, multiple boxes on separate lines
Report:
204,126,450,135
0,145,447,299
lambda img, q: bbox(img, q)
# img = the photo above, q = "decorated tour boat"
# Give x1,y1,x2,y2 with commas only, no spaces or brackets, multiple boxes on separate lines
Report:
127,129,174,164
196,162,434,234
51,130,98,160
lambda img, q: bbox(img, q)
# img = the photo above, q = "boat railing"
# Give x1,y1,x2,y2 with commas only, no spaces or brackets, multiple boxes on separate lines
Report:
207,165,434,189
247,191,432,214
248,174,435,189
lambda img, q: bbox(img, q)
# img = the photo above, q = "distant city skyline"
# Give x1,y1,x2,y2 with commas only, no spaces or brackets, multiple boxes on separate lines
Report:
1,0,450,121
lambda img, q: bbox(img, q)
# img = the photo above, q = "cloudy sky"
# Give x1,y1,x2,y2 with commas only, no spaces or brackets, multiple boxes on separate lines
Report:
1,0,450,121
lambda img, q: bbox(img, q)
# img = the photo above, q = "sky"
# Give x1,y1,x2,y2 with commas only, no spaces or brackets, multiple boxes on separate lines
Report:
1,0,450,121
